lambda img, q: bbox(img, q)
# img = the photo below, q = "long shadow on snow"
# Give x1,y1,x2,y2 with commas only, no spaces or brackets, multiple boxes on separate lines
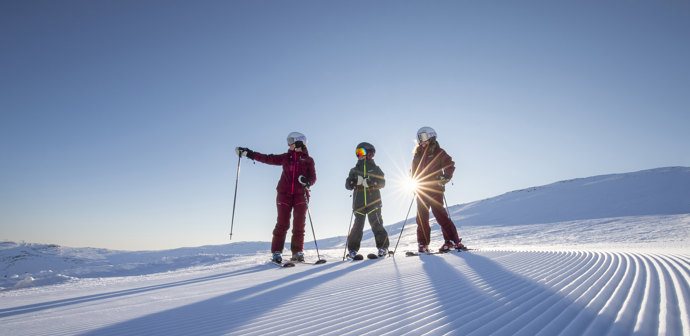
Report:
442,252,597,335
0,265,267,318
418,255,485,334
79,260,375,335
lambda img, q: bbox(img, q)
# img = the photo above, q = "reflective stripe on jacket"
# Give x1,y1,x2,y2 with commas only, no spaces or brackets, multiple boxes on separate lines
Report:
345,158,385,211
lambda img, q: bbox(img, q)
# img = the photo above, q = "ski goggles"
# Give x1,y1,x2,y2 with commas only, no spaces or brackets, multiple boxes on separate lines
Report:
417,132,434,142
355,147,367,157
287,134,307,145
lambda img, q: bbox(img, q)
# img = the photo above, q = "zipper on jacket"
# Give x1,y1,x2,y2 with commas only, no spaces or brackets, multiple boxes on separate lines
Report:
291,151,297,194
363,160,367,206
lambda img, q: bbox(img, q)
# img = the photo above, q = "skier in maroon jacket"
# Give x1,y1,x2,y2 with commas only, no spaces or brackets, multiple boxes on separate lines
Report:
235,132,316,263
411,127,465,253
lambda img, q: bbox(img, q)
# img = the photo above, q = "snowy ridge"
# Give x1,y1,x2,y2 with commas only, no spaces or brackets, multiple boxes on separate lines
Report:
0,241,270,290
1,167,689,335
448,166,690,227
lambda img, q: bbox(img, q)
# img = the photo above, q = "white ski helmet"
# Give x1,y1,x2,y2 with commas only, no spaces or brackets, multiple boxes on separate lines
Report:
286,131,307,145
417,126,437,142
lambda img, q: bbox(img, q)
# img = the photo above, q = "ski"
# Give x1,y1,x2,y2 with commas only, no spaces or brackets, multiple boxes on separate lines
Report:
349,252,391,261
348,254,364,261
270,260,296,268
406,251,441,256
404,250,469,257
367,252,392,259
291,259,328,265
405,246,473,256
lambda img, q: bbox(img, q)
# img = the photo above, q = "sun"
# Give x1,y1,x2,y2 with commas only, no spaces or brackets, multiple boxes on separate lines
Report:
402,175,419,194
389,168,420,197
384,147,422,198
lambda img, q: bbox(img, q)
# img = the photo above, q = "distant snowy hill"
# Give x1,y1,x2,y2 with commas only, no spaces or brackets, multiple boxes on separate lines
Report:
0,242,267,290
449,167,690,226
355,166,690,252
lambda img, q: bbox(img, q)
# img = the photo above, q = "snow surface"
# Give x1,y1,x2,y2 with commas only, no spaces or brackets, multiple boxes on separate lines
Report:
1,167,689,335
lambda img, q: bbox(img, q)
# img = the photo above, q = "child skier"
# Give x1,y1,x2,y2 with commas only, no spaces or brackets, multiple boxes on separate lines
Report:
345,142,389,259
235,131,316,263
411,127,465,253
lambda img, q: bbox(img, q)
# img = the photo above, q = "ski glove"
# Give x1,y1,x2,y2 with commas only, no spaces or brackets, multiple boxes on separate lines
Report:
235,147,246,157
298,175,310,187
438,174,451,186
235,147,255,159
357,176,372,188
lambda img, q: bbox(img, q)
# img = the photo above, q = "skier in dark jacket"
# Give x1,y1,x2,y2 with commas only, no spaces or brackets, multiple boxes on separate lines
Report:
411,127,465,253
345,142,389,259
235,131,316,263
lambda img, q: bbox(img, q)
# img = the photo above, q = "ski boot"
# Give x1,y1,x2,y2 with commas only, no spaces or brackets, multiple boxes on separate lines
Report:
290,251,305,262
455,239,467,251
418,244,429,253
438,241,456,253
272,251,282,264
378,248,389,257
348,250,364,260
347,250,358,259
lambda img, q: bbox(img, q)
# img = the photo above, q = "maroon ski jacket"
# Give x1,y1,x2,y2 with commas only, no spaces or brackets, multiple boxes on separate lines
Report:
252,148,316,195
411,140,455,191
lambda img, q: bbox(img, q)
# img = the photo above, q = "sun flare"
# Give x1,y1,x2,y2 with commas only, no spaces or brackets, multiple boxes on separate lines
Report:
402,175,419,194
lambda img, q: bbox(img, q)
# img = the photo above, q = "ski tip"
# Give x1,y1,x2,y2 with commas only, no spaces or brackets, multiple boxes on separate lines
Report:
270,260,295,267
367,253,378,259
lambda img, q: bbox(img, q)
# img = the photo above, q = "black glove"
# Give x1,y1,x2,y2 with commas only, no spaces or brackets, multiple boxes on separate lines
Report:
438,174,450,186
235,147,255,159
235,147,245,157
298,175,310,187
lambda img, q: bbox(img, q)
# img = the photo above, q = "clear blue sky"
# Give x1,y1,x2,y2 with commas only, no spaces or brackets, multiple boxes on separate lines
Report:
2,1,689,251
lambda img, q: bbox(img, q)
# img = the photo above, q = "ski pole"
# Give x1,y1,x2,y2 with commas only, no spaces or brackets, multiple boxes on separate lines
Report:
342,190,357,261
443,192,463,234
441,168,451,215
392,193,416,257
229,154,242,240
303,186,327,264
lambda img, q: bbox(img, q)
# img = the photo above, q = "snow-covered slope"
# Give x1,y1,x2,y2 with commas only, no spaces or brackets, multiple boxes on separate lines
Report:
1,167,688,335
449,166,690,226
348,166,690,252
0,241,269,290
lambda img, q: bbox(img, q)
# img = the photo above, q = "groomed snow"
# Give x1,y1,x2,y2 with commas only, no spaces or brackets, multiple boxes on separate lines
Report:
1,167,689,335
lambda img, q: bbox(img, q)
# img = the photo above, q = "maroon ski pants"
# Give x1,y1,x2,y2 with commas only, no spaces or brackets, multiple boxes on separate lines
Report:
271,192,308,254
416,191,460,246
